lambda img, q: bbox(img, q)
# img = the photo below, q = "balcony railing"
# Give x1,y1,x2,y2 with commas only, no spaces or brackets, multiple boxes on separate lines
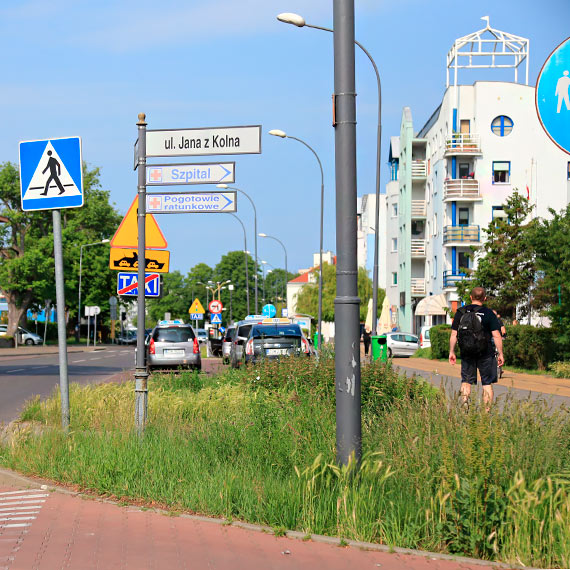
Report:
411,239,426,257
411,200,427,217
411,278,426,296
443,225,480,244
445,133,481,154
443,179,481,201
411,160,427,178
443,270,467,288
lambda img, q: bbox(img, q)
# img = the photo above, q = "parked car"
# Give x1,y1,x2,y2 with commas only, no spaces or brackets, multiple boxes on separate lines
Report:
419,326,432,349
147,320,201,371
386,332,420,357
0,325,42,345
242,320,311,366
230,319,259,368
222,325,236,364
196,329,208,344
117,330,137,345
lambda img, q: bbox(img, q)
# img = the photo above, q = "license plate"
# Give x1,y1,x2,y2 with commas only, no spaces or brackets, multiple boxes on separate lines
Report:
266,348,287,356
164,349,184,356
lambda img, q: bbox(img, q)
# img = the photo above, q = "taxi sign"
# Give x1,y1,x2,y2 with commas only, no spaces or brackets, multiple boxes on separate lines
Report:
109,248,170,273
158,319,184,325
261,318,292,324
245,315,264,321
188,298,206,315
111,196,168,249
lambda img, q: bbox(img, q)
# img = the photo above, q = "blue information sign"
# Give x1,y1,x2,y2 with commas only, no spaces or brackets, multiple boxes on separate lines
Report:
262,304,277,318
210,313,222,324
19,137,83,211
536,37,570,155
117,272,160,297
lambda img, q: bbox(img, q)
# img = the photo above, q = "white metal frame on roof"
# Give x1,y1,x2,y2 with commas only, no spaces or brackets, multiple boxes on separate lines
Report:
446,16,530,87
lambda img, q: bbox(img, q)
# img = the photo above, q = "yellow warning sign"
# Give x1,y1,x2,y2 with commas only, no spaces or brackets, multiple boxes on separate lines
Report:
188,298,205,315
110,196,168,249
109,248,170,273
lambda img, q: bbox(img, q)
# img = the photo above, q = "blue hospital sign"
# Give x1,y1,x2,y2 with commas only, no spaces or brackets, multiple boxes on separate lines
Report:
536,37,570,155
19,137,83,211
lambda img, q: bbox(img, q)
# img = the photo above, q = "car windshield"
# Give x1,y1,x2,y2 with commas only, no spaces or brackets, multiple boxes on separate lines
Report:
252,325,302,339
153,326,195,343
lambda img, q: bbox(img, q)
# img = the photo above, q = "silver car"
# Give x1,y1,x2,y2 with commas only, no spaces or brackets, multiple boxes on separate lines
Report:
222,325,236,364
0,325,42,345
386,332,419,357
147,321,201,371
230,320,257,368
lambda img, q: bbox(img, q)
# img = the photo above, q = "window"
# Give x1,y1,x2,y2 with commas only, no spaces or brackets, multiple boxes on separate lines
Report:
433,213,438,236
492,161,510,184
491,115,514,137
433,256,437,279
458,163,470,179
458,251,470,270
391,272,398,286
567,162,570,180
460,120,470,134
391,203,398,217
458,207,469,226
426,261,431,281
492,206,507,221
391,238,398,252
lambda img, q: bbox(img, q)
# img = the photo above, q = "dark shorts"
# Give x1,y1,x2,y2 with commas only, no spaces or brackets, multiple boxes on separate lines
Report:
460,353,498,386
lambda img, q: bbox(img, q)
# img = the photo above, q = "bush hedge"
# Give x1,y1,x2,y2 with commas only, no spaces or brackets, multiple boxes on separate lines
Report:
430,324,456,359
503,325,558,370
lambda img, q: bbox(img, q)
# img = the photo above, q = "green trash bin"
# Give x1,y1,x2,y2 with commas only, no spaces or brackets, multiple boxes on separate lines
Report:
371,334,388,362
313,331,319,349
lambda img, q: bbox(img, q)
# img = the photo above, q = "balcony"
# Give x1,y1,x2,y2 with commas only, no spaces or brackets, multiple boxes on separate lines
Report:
411,239,426,258
411,278,426,297
443,270,467,288
443,179,482,201
411,160,427,178
444,133,481,155
411,200,427,218
443,225,480,246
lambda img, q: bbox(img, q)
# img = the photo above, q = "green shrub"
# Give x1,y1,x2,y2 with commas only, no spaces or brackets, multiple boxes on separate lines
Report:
549,361,570,378
503,325,558,370
430,324,455,359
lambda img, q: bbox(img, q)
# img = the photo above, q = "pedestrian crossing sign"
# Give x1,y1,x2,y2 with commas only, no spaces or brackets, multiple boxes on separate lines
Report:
19,137,83,211
210,313,222,324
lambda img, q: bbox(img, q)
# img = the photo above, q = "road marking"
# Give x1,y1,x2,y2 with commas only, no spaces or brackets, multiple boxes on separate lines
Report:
6,369,25,373
3,523,32,528
0,491,48,532
89,357,103,361
0,516,37,522
73,359,86,363
31,365,49,369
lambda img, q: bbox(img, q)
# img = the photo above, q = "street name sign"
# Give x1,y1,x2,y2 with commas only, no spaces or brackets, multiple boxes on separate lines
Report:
117,272,160,297
109,248,170,273
146,126,261,158
110,196,168,249
146,163,235,186
209,300,223,314
189,298,206,315
210,313,222,324
146,191,237,214
19,137,83,211
536,37,570,155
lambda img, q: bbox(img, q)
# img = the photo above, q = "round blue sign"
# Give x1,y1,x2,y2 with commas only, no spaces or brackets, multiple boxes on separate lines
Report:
536,37,570,155
262,304,277,318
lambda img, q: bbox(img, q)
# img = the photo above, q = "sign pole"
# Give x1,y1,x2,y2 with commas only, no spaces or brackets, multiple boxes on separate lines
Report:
52,209,70,430
135,113,149,434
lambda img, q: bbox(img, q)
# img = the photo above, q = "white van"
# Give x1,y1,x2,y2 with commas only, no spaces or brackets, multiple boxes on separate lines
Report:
419,326,431,349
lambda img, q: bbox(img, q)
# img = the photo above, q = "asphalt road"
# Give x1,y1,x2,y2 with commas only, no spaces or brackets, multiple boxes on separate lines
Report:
0,347,136,424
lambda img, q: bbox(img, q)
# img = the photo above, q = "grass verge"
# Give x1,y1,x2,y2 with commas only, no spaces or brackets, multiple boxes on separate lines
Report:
1,356,569,567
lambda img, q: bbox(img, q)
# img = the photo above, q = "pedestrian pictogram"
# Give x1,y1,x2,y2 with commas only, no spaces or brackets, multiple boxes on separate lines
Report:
536,37,570,155
210,313,222,324
109,248,170,273
19,137,83,211
209,300,223,314
188,298,205,315
110,196,168,249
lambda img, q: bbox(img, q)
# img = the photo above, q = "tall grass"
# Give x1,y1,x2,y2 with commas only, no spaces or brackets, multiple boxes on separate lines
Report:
2,356,570,567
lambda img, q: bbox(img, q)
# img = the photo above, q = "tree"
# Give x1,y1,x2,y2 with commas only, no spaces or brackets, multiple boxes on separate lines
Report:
0,162,120,335
296,263,385,322
456,191,537,320
146,271,191,323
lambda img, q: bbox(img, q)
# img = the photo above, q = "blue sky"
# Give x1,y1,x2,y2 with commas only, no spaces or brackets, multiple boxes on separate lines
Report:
1,0,568,275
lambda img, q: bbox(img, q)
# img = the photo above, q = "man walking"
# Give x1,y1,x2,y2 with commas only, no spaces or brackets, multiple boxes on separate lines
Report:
41,150,66,196
449,286,504,409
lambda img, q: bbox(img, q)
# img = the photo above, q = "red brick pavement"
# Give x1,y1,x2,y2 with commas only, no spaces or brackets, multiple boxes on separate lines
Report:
0,486,516,570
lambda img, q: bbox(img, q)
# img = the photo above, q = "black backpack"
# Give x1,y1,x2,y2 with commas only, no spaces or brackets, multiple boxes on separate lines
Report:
457,307,488,357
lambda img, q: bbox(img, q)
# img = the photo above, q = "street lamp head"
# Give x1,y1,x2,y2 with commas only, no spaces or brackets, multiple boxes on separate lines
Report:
216,184,229,189
101,239,110,244
258,233,267,238
262,260,267,265
277,12,306,27
268,129,287,138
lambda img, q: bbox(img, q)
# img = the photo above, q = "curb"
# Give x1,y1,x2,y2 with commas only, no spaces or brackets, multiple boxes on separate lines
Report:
0,345,113,358
0,467,531,570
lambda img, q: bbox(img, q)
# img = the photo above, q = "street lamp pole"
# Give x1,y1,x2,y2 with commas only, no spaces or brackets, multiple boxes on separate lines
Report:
78,238,110,343
269,130,325,348
230,213,250,315
258,233,288,311
277,11,382,335
217,184,259,314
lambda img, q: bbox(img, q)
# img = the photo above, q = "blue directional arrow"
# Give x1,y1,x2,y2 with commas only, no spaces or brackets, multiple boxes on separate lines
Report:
220,194,233,211
218,165,231,181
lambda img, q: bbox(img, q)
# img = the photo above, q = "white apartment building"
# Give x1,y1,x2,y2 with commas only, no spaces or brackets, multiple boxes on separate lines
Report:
378,20,570,333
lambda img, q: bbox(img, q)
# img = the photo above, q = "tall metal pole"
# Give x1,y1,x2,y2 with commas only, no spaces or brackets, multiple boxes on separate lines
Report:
78,245,83,342
52,210,70,430
135,113,148,434
334,0,361,466
260,235,288,307
230,213,250,315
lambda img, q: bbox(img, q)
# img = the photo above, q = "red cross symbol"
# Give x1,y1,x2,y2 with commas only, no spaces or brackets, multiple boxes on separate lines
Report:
149,168,162,182
148,197,162,209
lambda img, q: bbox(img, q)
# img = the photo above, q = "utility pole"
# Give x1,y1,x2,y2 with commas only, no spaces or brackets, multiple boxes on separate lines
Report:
333,0,361,466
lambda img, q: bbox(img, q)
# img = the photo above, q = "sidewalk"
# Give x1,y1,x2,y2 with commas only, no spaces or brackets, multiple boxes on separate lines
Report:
0,469,517,570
